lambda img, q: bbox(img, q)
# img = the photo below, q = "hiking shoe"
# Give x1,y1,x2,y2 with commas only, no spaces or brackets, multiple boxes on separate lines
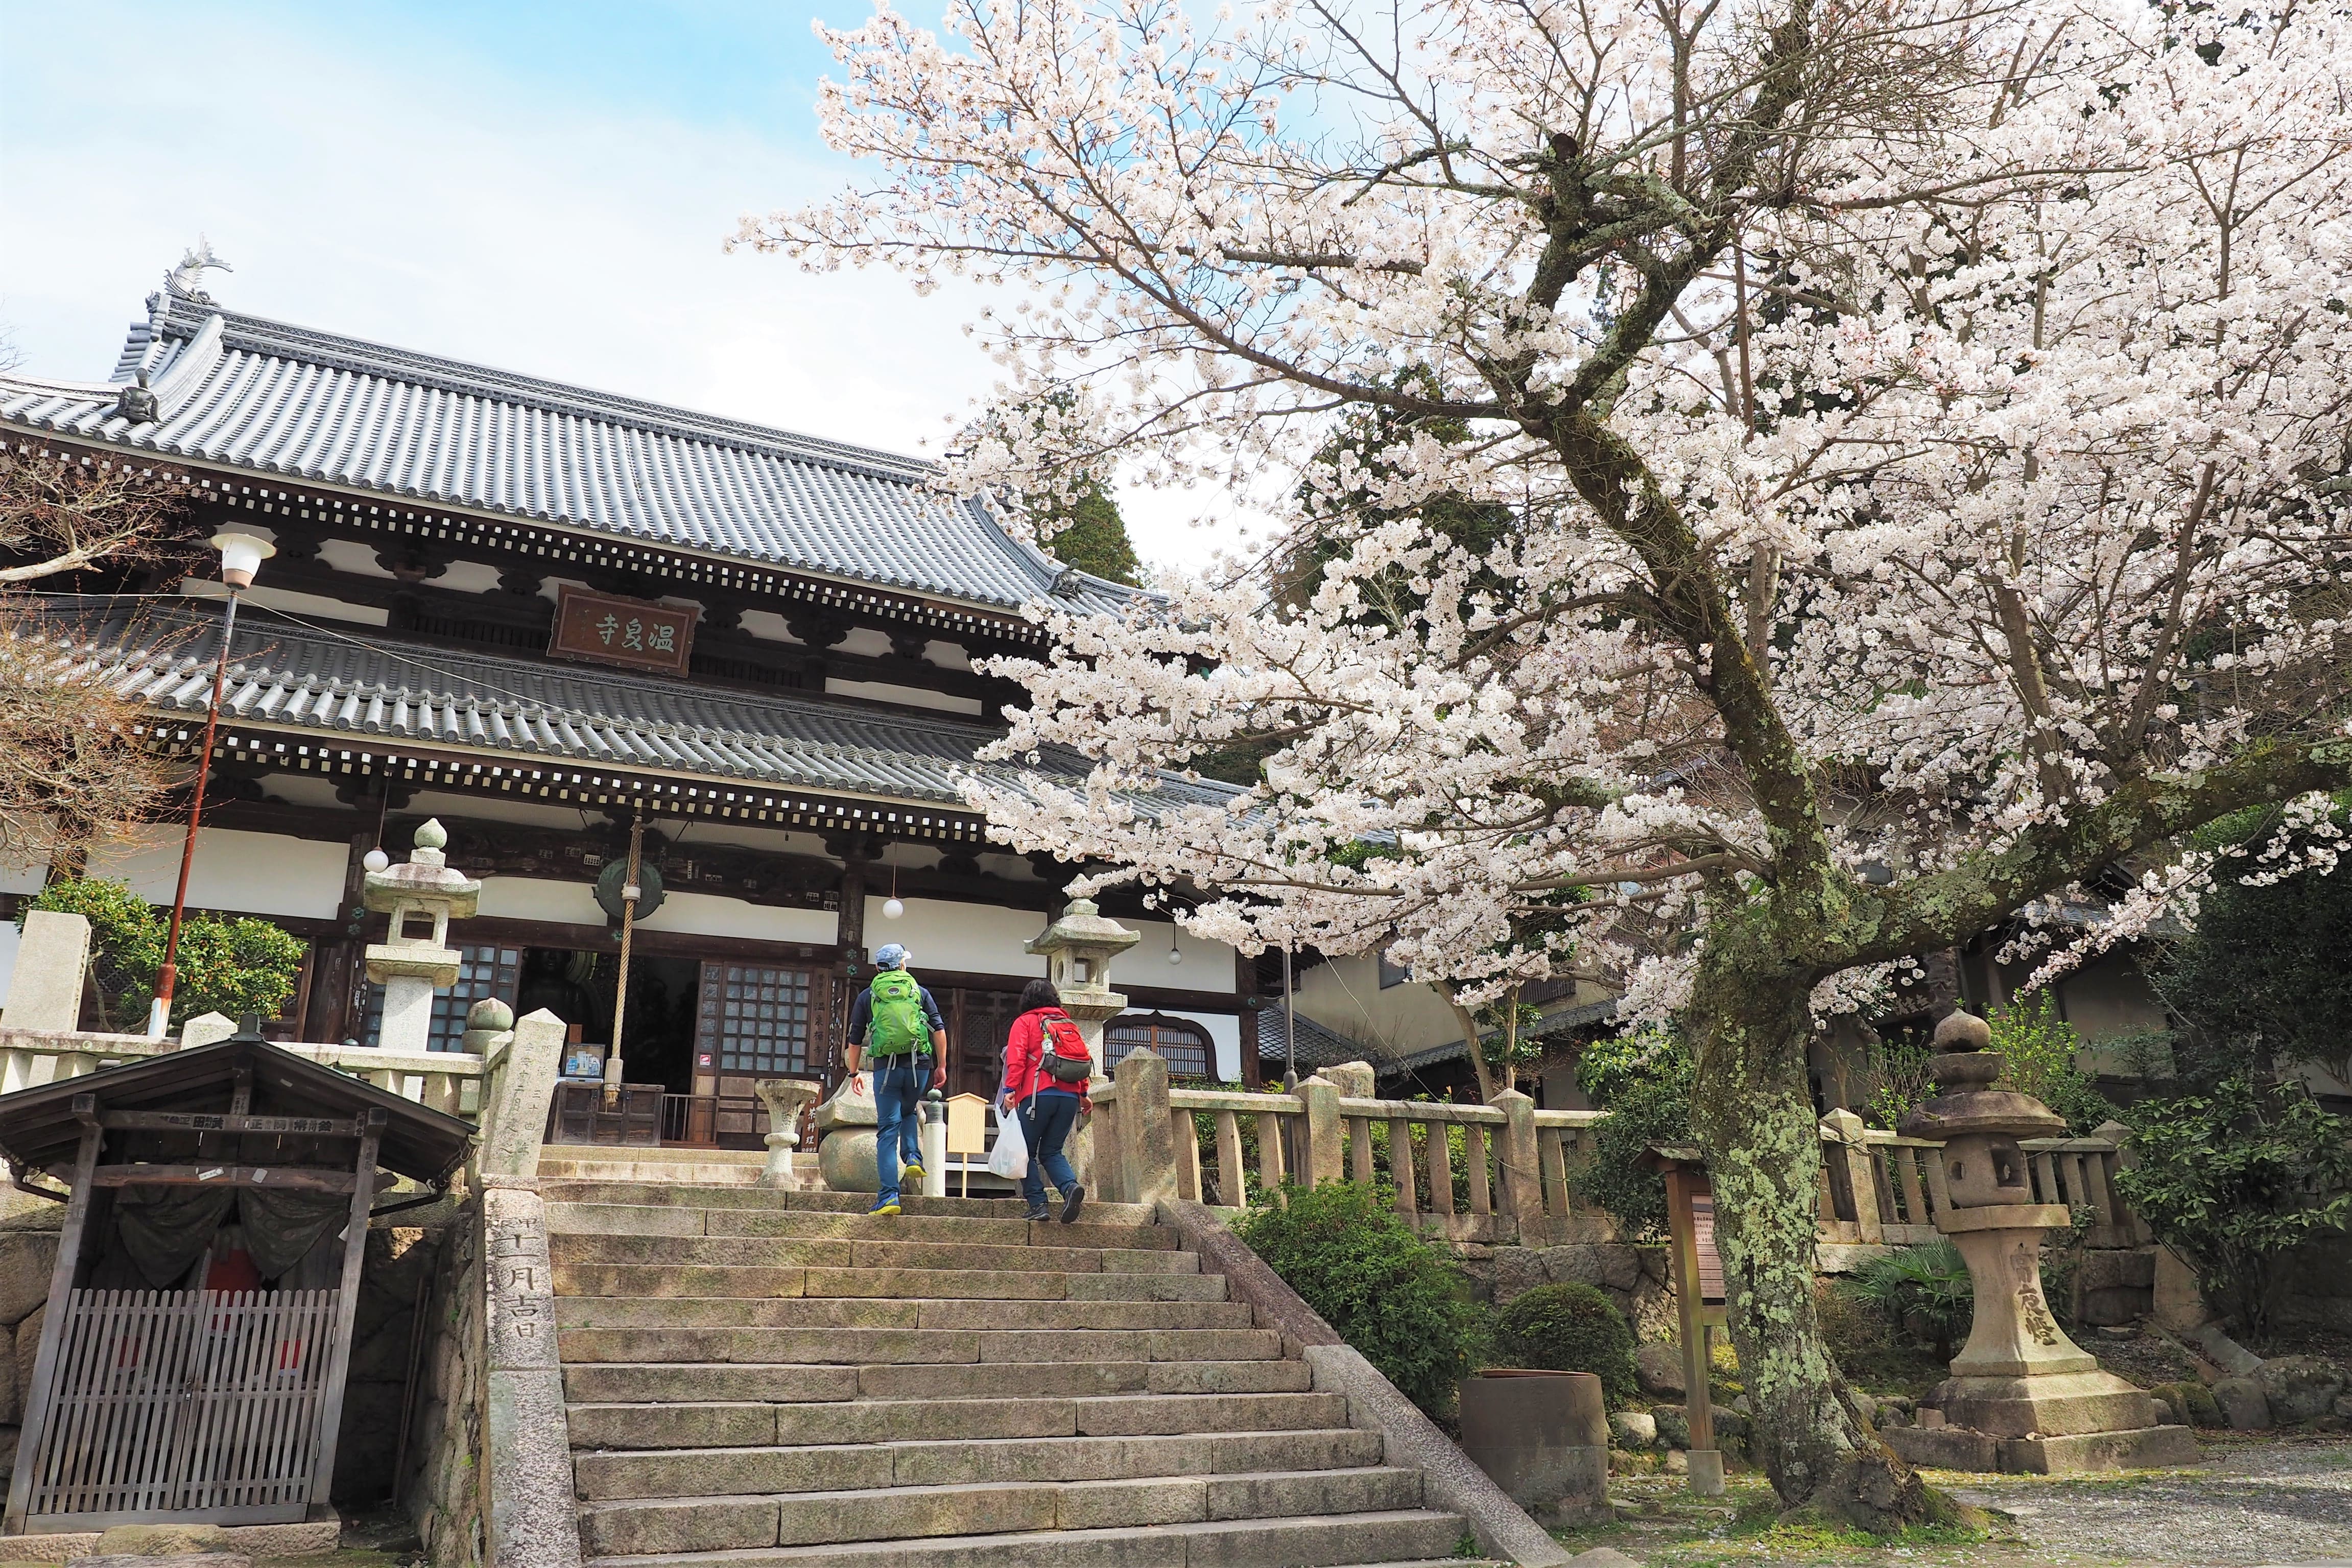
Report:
1060,1184,1085,1225
1023,1205,1052,1222
901,1160,925,1182
868,1197,901,1217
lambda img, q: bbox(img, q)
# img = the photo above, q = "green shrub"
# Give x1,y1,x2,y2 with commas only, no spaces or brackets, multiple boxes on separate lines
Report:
1842,1242,1973,1360
22,876,305,1030
1489,1283,1639,1408
2110,1075,2352,1342
1569,1034,1692,1241
1985,994,2117,1134
1237,1180,1484,1417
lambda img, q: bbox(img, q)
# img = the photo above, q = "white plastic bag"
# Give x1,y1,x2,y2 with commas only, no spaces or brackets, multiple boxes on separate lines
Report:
987,1101,1029,1181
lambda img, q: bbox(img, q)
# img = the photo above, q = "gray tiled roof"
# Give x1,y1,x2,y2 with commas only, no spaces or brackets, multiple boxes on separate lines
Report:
1253,1008,1372,1072
0,286,1132,615
31,599,1238,815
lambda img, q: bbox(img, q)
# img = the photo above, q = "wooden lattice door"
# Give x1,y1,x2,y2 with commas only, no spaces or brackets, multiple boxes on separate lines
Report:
947,987,1026,1100
15,1287,341,1527
691,960,828,1147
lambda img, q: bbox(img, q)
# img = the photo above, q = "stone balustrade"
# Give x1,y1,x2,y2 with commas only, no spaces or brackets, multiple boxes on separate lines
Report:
1084,1049,2145,1254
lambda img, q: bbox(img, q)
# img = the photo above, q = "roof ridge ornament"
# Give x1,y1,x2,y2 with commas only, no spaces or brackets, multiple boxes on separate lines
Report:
165,237,232,305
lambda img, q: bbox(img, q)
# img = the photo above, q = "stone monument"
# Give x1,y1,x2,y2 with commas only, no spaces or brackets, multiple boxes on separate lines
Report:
813,1078,881,1192
1883,1012,2198,1474
363,819,482,1054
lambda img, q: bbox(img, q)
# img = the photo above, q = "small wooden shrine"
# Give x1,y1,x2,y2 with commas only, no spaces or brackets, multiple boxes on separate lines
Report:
0,1026,471,1535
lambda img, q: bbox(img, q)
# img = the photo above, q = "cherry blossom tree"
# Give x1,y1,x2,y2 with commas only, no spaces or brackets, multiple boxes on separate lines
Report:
746,0,2352,1525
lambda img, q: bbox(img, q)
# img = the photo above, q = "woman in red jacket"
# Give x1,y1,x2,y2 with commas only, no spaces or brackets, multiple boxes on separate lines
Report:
999,978,1086,1224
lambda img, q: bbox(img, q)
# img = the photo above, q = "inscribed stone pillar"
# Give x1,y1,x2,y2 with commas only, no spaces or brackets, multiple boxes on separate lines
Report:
2,911,89,1032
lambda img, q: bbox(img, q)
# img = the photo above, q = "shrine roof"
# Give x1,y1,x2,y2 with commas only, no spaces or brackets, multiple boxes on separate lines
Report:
25,598,1244,819
0,283,1134,616
0,1034,473,1185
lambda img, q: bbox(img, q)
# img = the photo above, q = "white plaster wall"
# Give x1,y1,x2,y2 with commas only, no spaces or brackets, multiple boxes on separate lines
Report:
0,855,51,895
86,827,348,920
1291,952,1459,1058
866,895,1050,977
824,677,984,716
477,876,606,927
862,898,1241,990
636,891,837,945
479,874,838,945
183,576,392,627
1124,918,1238,992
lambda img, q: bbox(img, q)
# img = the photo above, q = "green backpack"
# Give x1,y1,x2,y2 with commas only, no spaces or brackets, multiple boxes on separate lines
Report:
865,969,929,1056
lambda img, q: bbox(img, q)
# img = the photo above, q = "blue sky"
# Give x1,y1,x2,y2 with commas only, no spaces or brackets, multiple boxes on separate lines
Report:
0,1,1232,567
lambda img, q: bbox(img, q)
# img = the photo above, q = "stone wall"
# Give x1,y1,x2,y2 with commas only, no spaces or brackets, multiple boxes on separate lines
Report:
0,1201,63,1498
407,1197,486,1568
1459,1241,1676,1341
2273,1229,2352,1335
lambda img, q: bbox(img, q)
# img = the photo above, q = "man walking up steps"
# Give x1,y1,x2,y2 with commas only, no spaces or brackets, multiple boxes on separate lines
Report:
845,942,947,1216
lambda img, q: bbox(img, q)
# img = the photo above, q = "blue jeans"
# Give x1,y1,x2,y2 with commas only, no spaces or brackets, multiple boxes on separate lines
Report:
1018,1091,1082,1210
872,1055,930,1201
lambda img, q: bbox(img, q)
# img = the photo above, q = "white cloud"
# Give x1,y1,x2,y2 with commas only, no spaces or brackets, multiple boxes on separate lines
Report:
0,3,1249,572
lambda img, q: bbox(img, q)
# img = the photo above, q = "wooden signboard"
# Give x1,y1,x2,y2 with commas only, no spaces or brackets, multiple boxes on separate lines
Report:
549,585,698,676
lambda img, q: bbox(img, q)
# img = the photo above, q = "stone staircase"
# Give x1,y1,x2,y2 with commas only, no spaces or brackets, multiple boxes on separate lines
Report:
540,1178,1486,1567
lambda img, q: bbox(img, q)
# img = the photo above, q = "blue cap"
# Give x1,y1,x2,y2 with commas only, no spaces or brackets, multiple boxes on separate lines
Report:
874,943,908,969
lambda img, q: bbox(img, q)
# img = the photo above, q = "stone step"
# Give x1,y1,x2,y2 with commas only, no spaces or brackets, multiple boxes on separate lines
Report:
575,1428,1383,1502
579,1468,1427,1556
563,1358,1312,1406
551,1264,1229,1303
544,1203,1175,1251
556,1296,1254,1332
558,1325,1280,1367
568,1391,1351,1450
582,1509,1466,1568
547,1233,1200,1275
537,1181,1156,1225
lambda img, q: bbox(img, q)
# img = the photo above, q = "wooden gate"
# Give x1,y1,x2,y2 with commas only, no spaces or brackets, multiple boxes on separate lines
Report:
15,1288,341,1528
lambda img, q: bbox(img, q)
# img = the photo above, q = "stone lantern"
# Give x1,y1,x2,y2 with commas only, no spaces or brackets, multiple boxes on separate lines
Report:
1884,1012,2197,1474
363,819,482,1054
1024,894,1140,1057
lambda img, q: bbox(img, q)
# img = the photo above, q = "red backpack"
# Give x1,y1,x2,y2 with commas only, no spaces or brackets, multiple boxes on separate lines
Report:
1036,1008,1094,1087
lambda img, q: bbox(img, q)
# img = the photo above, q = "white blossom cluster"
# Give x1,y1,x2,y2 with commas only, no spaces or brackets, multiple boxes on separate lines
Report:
749,0,2352,1015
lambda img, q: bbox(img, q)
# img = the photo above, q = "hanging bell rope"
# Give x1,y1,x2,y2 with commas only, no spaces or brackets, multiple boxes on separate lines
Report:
603,815,646,1105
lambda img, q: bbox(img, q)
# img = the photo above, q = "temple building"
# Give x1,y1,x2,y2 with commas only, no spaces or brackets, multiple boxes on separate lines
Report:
0,271,1270,1144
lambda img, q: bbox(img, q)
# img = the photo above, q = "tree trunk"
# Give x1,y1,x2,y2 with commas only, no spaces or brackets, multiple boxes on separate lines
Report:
1685,947,1933,1532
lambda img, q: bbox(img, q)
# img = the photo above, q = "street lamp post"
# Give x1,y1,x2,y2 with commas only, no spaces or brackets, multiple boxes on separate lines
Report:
148,529,276,1039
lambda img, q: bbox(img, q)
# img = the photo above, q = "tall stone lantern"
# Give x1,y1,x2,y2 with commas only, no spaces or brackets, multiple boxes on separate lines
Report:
1025,894,1140,1058
1025,894,1139,1194
1884,1012,2197,1474
363,819,482,1054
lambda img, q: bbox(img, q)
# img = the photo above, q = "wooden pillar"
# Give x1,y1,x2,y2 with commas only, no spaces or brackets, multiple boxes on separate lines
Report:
3,1100,101,1533
308,829,376,1044
1238,954,1264,1088
308,1106,386,1506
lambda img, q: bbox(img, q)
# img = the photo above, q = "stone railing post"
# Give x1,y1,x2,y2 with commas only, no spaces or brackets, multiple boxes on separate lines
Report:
2,911,90,1032
1298,1074,1344,1187
1493,1089,1541,1229
2089,1120,2149,1245
479,1009,565,1179
1819,1107,1883,1243
1114,1048,1181,1207
180,1011,239,1049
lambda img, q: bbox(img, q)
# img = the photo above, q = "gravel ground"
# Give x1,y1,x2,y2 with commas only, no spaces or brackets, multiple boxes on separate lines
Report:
1942,1437,2352,1566
1560,1435,2352,1567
